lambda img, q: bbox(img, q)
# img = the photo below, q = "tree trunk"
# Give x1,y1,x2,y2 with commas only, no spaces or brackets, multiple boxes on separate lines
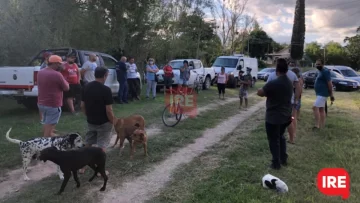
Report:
290,0,306,60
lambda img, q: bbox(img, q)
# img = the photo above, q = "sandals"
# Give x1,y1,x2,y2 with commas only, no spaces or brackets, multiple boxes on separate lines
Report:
287,140,295,145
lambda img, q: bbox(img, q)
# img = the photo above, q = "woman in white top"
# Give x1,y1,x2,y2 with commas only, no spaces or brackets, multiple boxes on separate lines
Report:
217,66,228,99
127,57,140,100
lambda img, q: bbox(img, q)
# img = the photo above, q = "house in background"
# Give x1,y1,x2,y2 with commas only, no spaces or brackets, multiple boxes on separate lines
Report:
265,47,291,64
265,46,312,67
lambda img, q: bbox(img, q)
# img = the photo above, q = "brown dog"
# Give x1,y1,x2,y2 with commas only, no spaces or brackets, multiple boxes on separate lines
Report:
113,115,147,159
130,127,148,159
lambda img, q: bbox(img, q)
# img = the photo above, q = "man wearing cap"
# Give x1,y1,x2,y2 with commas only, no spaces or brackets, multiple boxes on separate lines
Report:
37,55,69,137
40,52,53,70
81,53,98,85
61,53,81,114
238,69,252,109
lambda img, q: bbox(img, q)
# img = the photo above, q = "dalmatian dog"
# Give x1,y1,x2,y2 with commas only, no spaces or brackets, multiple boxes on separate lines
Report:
262,174,289,193
5,127,85,181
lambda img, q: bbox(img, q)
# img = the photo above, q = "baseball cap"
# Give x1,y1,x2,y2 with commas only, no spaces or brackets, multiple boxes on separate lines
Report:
48,55,63,63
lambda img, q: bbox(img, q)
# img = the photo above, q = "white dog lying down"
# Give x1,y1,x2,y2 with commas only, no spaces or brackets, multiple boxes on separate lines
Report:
262,174,289,193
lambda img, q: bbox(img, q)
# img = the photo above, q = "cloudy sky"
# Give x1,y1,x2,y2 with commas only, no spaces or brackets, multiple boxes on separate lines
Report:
205,0,360,45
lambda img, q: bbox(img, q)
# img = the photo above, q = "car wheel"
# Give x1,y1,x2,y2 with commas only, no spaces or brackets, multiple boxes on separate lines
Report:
203,76,211,90
304,83,308,89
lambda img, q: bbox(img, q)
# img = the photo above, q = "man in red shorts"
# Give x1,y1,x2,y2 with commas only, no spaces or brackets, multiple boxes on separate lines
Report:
61,52,81,115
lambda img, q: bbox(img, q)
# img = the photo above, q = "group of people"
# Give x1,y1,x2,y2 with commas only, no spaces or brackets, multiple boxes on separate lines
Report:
257,58,335,170
38,53,118,175
216,66,252,109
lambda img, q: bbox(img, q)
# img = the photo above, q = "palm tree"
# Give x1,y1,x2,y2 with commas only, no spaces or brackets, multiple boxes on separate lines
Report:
290,0,306,62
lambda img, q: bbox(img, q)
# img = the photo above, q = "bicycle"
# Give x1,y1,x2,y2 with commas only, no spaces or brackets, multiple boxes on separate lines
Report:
162,89,184,127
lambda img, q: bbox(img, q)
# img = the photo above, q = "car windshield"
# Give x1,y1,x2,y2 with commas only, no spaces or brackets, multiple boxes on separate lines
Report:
212,58,238,67
340,69,358,77
260,68,274,73
170,61,185,69
330,71,345,79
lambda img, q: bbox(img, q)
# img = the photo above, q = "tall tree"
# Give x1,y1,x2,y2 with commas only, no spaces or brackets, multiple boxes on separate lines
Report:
212,0,253,53
290,0,306,61
344,27,360,70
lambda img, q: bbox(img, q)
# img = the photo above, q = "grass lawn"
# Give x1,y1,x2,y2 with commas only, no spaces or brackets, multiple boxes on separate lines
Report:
149,89,360,203
0,83,255,172
2,96,264,203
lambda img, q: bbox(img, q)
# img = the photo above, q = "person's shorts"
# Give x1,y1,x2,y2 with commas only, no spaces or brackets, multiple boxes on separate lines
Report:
64,84,81,98
85,122,113,149
239,88,248,98
292,100,301,111
164,76,173,88
178,79,189,86
38,104,62,125
314,96,327,108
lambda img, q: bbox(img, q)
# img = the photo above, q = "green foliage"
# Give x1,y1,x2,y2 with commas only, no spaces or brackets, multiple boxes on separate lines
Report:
305,42,322,63
244,29,275,59
0,0,219,67
257,60,267,69
344,27,360,70
290,0,306,60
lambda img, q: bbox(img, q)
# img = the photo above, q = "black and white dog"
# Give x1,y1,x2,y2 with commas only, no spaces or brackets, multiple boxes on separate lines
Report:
262,174,289,193
5,127,85,181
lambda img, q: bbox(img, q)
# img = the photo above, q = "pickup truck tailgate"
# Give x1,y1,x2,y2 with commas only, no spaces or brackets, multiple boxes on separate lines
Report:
0,67,35,89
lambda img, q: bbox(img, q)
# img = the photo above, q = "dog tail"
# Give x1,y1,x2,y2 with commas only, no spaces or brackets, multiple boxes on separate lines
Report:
5,128,21,144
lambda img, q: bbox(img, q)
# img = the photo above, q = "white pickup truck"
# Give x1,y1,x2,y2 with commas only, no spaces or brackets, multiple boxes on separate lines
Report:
155,59,216,91
0,48,142,109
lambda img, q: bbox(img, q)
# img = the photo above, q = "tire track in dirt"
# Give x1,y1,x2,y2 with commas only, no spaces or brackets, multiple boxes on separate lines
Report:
0,93,256,200
101,99,266,203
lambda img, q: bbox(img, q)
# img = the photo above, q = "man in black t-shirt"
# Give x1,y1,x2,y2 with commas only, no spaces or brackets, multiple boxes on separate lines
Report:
257,58,293,170
79,67,115,174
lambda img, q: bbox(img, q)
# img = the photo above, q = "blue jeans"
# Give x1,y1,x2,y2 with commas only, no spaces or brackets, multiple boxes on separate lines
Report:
118,80,128,102
146,80,157,98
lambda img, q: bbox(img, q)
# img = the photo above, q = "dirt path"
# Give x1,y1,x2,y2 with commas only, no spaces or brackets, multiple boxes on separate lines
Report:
101,99,266,203
0,93,256,200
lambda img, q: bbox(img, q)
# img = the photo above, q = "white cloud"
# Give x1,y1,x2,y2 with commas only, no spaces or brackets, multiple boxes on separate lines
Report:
210,0,360,44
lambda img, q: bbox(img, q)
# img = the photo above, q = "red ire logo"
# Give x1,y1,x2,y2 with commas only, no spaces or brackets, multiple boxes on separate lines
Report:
164,87,197,118
317,168,350,200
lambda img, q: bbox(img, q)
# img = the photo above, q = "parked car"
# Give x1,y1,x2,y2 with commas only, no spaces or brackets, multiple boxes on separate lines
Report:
303,69,360,91
257,67,275,81
325,65,360,84
0,48,142,109
156,59,215,91
211,54,258,88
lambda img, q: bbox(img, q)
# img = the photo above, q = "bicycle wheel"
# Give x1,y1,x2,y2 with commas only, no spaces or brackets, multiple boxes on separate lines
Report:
162,104,183,127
